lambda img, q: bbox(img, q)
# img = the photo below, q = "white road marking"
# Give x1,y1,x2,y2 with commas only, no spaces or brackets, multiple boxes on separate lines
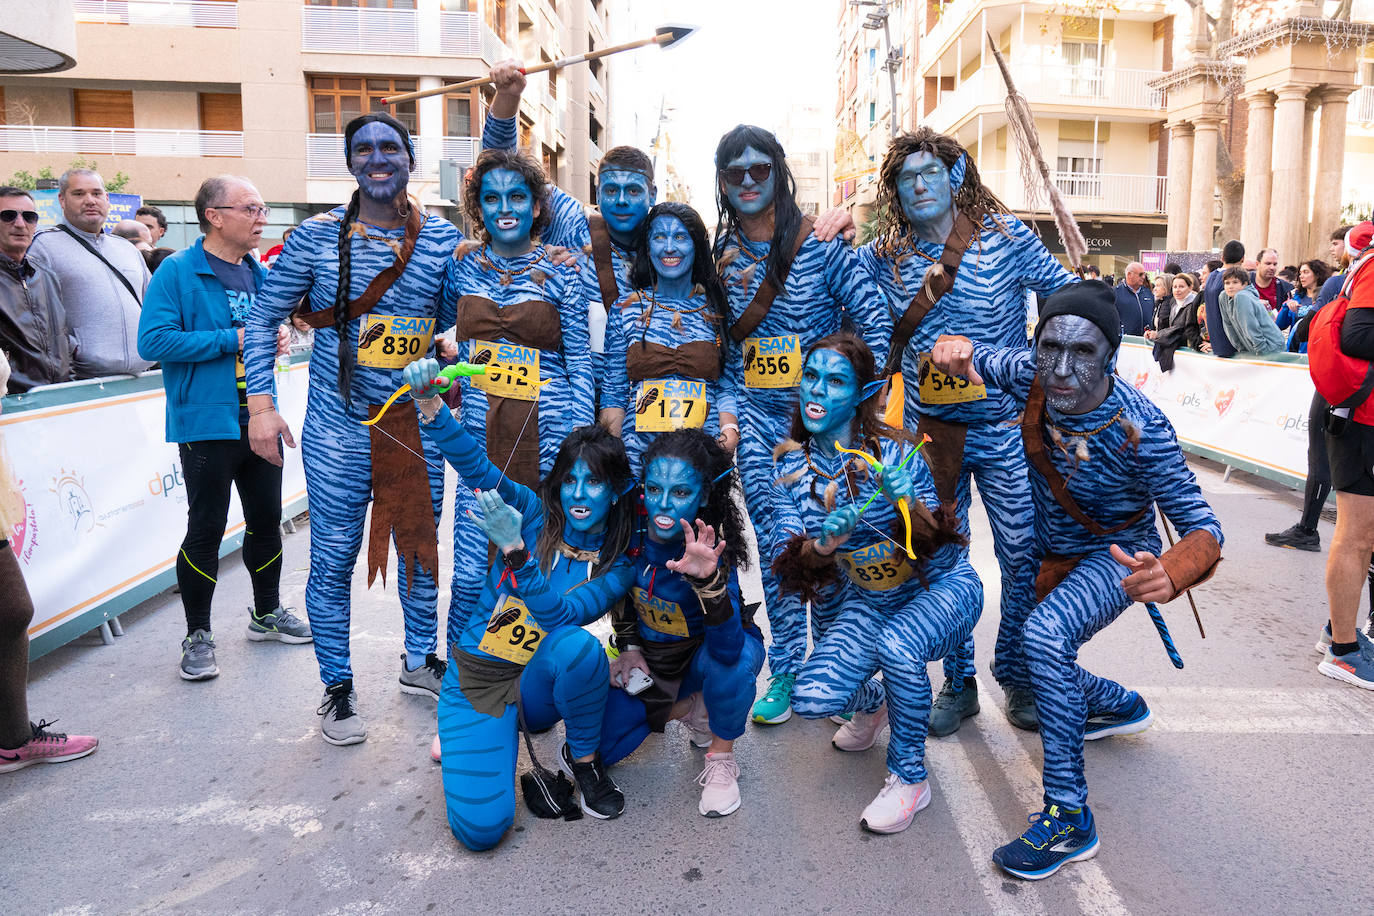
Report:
88,795,323,838
127,858,256,914
1143,685,1374,734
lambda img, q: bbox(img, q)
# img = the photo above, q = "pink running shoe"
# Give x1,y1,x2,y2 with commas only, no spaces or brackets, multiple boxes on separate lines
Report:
430,734,441,762
0,720,98,774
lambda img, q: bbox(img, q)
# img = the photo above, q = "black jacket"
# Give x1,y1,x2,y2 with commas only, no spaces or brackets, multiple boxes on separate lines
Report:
0,252,74,392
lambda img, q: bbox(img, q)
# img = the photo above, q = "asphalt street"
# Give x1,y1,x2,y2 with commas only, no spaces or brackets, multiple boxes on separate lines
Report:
4,456,1372,915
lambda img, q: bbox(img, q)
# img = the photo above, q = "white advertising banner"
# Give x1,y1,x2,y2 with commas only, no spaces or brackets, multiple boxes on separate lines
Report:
1114,340,1313,483
1,361,310,647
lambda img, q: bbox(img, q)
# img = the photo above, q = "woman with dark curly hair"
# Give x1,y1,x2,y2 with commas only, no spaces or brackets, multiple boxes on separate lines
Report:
770,333,980,834
600,201,739,473
600,428,764,819
439,147,594,659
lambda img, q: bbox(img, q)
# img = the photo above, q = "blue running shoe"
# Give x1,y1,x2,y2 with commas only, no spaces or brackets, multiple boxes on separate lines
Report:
1318,644,1374,690
993,804,1099,880
1083,693,1153,741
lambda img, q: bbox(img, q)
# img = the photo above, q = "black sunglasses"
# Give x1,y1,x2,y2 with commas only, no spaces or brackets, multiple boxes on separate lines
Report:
721,163,772,186
0,209,39,225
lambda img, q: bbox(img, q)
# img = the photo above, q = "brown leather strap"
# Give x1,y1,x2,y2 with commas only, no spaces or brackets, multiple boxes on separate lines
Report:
1158,528,1222,597
1035,553,1086,602
882,210,980,377
912,414,967,507
587,213,623,314
294,203,426,330
1021,379,1148,537
727,217,815,344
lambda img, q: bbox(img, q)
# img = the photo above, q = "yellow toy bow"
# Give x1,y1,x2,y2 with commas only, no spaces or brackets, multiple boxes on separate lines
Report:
833,434,932,560
362,361,552,427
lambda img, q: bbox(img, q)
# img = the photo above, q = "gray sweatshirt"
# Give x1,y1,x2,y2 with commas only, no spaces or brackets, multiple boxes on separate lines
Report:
27,220,153,377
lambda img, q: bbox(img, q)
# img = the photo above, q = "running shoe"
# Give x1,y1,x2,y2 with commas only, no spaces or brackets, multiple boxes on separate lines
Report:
750,673,795,725
1084,693,1153,741
928,676,979,737
860,773,931,834
993,804,1099,880
247,605,313,644
679,691,713,748
1264,523,1320,551
832,704,889,752
318,680,366,746
697,751,741,817
558,743,624,819
398,653,446,701
430,734,441,762
1318,644,1374,690
828,712,854,725
0,720,98,774
1313,622,1374,655
179,629,219,681
1004,685,1040,731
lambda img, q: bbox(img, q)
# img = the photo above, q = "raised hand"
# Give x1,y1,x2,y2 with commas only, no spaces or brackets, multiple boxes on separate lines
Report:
403,357,446,400
929,334,984,386
666,519,727,579
1110,543,1176,603
467,488,525,553
816,504,860,555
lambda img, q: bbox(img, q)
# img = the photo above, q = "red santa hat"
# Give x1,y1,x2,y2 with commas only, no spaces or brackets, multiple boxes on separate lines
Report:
1346,221,1374,257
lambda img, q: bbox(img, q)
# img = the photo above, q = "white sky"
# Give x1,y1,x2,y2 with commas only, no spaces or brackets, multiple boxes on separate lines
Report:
604,0,839,224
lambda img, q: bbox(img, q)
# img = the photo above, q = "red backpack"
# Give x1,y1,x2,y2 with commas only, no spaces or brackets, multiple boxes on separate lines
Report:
1309,250,1374,425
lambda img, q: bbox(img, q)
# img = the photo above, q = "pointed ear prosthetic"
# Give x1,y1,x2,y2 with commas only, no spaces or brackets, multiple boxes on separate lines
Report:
860,379,888,402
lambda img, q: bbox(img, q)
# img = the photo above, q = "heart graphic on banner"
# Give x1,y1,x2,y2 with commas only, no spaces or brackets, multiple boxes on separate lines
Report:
1214,388,1236,417
1133,372,1149,390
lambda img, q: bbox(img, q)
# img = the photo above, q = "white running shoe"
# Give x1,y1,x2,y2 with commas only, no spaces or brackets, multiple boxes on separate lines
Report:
860,773,931,834
697,751,741,817
832,704,888,752
679,691,713,748
430,734,441,762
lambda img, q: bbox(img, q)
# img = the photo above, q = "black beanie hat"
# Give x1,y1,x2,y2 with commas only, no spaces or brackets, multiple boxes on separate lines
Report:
1034,280,1122,352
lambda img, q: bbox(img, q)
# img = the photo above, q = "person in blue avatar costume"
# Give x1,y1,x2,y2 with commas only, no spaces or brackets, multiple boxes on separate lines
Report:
931,280,1222,881
439,147,594,658
768,333,978,835
401,357,636,848
600,429,764,818
600,201,739,474
857,127,1077,739
709,124,893,726
244,112,458,745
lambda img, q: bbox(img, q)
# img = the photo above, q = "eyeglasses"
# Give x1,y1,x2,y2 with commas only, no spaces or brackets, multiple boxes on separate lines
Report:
210,205,271,219
720,163,772,186
0,209,39,225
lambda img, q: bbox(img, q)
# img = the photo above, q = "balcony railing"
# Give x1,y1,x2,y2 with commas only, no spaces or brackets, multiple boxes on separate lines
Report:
982,169,1167,215
307,134,478,179
927,63,1166,132
0,125,243,157
1350,86,1374,123
74,0,238,28
439,10,481,56
300,7,485,56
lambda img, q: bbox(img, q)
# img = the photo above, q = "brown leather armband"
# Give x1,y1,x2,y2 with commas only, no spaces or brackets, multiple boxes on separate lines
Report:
610,598,639,649
1158,529,1222,598
771,534,840,605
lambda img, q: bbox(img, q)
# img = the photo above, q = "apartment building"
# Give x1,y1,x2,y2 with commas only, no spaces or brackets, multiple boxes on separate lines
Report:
0,0,610,247
778,103,834,219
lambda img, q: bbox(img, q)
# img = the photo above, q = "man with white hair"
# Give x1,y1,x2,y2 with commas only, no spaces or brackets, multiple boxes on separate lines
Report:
1112,261,1154,337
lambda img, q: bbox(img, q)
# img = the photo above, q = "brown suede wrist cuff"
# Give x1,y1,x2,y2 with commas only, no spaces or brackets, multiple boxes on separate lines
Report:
1158,529,1222,598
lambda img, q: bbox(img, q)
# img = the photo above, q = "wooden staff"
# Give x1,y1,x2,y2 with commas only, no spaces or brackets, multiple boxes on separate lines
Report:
1158,506,1206,639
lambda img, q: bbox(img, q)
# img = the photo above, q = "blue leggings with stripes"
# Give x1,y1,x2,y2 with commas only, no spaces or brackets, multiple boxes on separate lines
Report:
300,397,444,687
437,625,609,851
1023,550,1136,809
792,559,983,784
600,629,765,765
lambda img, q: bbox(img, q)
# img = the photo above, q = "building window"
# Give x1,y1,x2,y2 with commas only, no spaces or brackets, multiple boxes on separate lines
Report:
869,102,876,125
445,95,473,136
519,115,533,151
486,0,508,42
1061,41,1104,98
199,92,243,132
868,48,876,75
73,89,134,128
310,76,417,134
1055,155,1101,197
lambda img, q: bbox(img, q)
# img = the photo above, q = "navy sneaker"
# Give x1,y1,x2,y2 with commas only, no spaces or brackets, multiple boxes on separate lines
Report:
993,804,1099,880
1083,693,1153,741
1314,623,1374,656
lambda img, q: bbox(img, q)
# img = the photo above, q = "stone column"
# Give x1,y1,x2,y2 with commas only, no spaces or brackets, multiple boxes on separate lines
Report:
1239,90,1275,257
1311,86,1354,258
1268,84,1314,268
1166,120,1194,250
1188,117,1220,250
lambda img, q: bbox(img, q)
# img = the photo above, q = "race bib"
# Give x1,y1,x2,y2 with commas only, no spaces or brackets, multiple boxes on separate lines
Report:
635,379,710,432
839,541,915,592
632,586,689,637
742,335,802,388
356,315,434,369
235,350,246,390
477,595,545,665
469,339,541,401
916,351,986,405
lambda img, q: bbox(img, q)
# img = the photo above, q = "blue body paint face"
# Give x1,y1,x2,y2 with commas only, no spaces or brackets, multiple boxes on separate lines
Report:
1035,315,1113,415
896,151,953,227
597,169,654,240
560,458,612,534
643,456,705,543
721,146,775,216
348,121,411,205
647,215,694,283
799,348,862,443
480,168,538,256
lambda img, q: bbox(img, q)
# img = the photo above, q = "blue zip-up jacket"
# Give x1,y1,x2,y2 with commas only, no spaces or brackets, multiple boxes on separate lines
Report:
137,237,269,442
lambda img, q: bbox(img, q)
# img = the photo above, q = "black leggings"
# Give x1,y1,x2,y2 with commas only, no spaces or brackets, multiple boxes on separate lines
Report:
177,427,283,633
0,541,34,748
1301,391,1332,530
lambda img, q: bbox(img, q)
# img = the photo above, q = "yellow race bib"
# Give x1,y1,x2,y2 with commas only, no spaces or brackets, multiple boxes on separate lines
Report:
916,351,986,405
839,541,916,591
632,586,690,637
477,595,546,665
469,339,541,401
742,335,802,388
235,349,246,391
635,379,710,432
356,315,434,369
